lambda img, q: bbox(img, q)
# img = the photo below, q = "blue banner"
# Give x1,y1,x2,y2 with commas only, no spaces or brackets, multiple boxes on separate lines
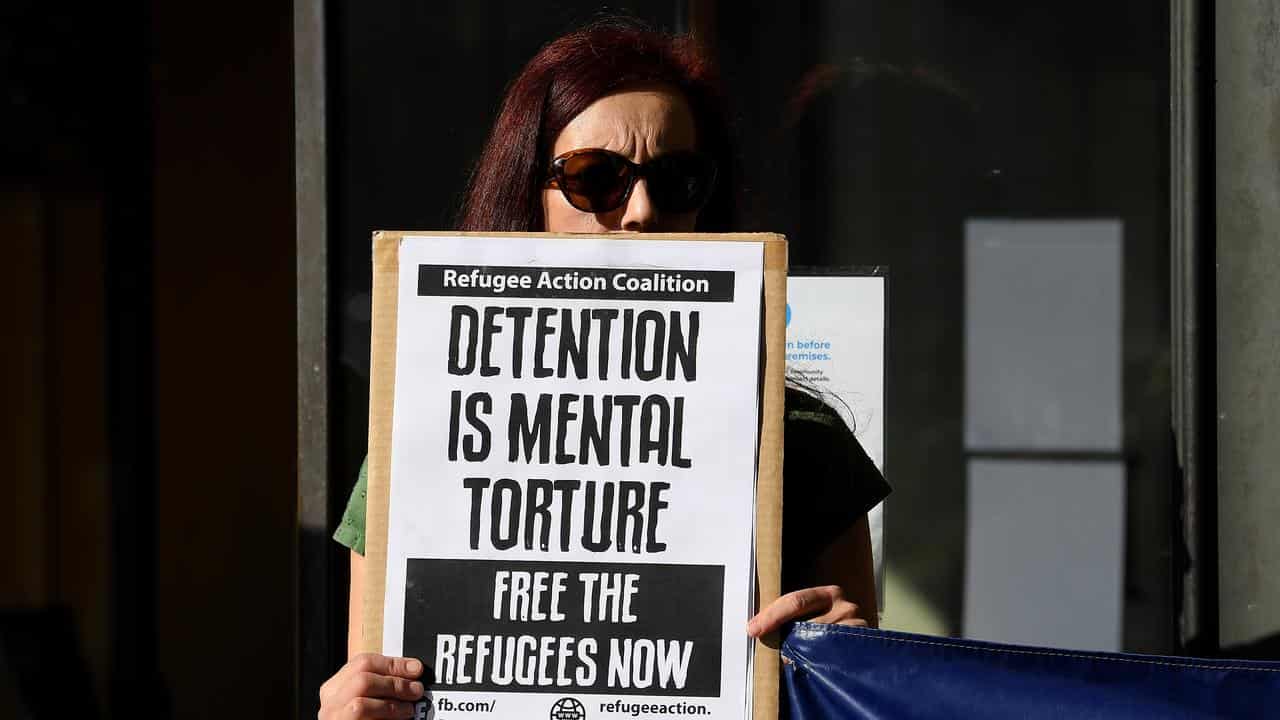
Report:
782,623,1280,719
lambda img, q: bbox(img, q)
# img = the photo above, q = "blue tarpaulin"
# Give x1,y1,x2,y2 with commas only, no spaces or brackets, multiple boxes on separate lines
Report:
782,623,1280,719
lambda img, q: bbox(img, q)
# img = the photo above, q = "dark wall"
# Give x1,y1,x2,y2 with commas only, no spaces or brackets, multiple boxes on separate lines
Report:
150,1,296,718
717,0,1172,649
1,1,297,717
2,4,144,718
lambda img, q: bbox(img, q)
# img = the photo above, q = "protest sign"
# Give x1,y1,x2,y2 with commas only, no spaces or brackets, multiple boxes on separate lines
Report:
361,232,787,720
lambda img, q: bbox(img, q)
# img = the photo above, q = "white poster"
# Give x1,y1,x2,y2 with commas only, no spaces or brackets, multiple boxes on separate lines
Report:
383,235,764,719
784,271,887,602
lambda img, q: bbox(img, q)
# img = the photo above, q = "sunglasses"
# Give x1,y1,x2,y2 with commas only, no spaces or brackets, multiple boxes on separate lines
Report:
545,148,718,215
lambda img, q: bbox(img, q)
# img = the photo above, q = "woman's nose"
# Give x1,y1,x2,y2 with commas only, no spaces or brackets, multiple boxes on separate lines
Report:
620,178,659,231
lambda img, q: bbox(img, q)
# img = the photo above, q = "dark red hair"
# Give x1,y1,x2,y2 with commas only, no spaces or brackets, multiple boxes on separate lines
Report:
457,19,734,232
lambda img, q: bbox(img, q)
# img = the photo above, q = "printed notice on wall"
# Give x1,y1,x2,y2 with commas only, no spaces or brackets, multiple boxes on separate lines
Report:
381,235,764,720
785,270,887,604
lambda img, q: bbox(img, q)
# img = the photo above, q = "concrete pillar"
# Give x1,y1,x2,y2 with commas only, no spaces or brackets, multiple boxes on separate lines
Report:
1216,0,1280,649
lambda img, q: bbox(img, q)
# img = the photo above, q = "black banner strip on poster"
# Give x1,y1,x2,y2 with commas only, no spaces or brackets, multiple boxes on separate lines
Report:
404,559,725,697
418,265,735,302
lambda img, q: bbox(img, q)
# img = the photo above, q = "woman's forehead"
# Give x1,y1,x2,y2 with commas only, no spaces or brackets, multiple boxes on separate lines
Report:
553,87,697,159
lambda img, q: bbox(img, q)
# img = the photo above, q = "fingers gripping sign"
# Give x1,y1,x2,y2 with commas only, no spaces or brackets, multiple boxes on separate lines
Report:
318,653,427,720
745,585,867,639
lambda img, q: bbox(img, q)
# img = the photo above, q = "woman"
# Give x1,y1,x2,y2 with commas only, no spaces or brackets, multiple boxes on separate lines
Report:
319,20,889,720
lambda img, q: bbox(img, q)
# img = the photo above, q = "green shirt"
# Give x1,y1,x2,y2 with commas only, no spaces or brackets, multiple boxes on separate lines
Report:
333,458,369,555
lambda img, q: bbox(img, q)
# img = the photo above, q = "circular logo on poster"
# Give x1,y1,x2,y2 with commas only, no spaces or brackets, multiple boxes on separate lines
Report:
549,697,586,720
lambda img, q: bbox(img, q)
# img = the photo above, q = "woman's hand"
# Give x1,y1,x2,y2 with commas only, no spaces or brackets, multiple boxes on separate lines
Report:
746,585,868,639
318,653,425,720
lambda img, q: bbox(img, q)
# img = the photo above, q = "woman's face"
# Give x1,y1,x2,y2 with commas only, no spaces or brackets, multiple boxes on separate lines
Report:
543,86,700,233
